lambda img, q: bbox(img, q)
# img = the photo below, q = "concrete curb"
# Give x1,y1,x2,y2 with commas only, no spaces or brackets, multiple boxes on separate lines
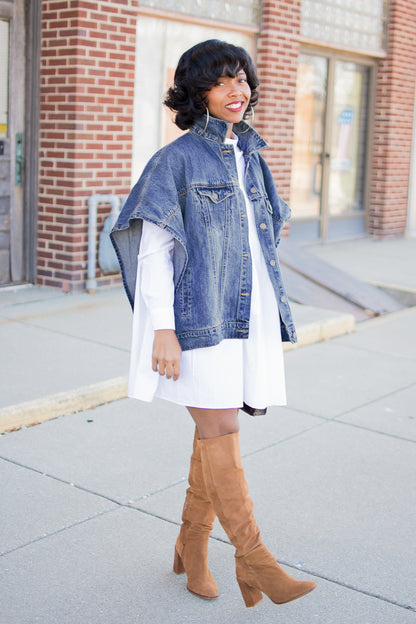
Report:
372,282,416,307
0,313,355,434
284,312,355,351
0,377,128,434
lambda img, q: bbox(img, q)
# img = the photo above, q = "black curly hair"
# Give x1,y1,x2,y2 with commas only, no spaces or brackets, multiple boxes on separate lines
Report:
164,39,259,131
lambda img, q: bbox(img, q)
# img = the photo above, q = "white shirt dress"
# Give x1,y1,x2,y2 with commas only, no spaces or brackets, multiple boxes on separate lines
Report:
128,137,287,410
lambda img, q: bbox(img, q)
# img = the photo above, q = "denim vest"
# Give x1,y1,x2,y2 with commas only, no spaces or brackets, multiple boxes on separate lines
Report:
111,116,297,351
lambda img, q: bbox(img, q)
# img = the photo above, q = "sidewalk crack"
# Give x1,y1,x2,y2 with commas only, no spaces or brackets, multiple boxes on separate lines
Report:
0,508,117,557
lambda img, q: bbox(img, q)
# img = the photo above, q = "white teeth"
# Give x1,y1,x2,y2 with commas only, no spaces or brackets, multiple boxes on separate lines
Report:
227,102,242,110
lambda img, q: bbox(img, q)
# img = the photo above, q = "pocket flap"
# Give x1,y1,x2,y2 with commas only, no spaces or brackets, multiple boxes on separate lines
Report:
196,186,235,203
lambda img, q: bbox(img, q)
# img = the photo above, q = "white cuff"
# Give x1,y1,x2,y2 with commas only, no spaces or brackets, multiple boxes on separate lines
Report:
150,306,175,331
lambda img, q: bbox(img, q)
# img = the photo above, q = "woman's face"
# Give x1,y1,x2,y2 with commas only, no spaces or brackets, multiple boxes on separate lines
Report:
204,69,251,134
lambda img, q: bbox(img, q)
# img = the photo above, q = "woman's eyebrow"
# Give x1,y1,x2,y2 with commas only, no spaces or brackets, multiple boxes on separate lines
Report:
219,69,246,78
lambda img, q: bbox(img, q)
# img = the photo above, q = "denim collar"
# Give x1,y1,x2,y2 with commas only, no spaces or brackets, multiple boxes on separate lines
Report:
190,114,268,156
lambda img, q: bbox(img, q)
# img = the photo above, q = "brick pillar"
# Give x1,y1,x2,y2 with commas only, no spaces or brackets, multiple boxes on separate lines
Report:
255,0,301,202
370,0,416,237
38,0,138,290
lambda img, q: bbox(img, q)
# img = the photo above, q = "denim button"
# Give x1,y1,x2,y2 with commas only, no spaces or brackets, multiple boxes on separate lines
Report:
250,187,256,193
212,191,218,200
259,223,267,230
270,260,276,266
292,331,297,339
280,295,287,303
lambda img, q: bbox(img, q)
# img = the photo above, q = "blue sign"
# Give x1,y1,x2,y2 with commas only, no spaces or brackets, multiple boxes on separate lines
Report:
337,108,354,125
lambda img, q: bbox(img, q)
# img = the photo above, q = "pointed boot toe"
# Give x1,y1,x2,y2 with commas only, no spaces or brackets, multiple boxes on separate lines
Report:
236,544,316,607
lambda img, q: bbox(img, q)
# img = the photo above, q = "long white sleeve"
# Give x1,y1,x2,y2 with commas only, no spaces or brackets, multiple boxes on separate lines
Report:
138,220,175,330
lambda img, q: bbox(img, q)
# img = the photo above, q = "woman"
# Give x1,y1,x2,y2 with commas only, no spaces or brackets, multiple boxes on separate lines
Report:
111,39,316,608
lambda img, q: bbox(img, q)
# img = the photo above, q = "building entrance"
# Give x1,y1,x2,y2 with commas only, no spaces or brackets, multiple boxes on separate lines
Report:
290,52,374,241
0,2,26,284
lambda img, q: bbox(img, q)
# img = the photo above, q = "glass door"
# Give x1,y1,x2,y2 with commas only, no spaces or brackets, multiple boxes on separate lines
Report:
290,52,372,241
289,54,328,239
0,1,27,285
0,18,11,282
326,61,370,238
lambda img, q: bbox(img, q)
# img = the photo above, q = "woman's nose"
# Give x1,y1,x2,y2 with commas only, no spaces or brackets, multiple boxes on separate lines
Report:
229,80,242,96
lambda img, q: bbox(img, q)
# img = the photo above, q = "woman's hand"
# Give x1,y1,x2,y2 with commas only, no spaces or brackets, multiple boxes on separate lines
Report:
152,329,182,381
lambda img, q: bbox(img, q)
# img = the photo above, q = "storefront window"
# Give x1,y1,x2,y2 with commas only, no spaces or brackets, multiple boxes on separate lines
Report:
139,0,261,28
301,0,388,53
131,16,254,181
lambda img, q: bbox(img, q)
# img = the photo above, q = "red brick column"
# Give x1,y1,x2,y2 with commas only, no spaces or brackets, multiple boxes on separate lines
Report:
38,0,138,290
255,0,301,203
369,0,416,237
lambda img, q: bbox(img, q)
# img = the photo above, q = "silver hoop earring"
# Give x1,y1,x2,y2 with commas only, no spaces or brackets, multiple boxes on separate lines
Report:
237,106,255,134
203,107,210,132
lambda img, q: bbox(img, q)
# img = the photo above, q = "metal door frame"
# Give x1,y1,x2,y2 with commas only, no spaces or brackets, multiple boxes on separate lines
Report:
24,0,42,283
0,0,41,285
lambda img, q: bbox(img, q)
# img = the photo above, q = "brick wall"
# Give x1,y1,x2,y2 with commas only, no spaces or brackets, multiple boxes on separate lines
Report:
38,0,138,290
369,0,416,237
255,0,301,204
37,0,416,290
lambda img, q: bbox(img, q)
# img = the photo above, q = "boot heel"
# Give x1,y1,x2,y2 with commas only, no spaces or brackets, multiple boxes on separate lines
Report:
237,578,263,608
173,548,185,575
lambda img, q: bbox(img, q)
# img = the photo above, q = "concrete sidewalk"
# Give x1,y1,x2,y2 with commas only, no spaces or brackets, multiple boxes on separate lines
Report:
1,237,415,623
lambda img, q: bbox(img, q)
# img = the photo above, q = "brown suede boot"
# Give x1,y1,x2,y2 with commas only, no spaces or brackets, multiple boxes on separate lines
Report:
199,432,316,608
173,427,218,599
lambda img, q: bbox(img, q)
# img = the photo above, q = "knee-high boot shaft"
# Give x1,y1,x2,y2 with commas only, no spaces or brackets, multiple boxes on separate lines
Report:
198,432,260,556
182,428,216,530
199,432,316,608
174,428,218,599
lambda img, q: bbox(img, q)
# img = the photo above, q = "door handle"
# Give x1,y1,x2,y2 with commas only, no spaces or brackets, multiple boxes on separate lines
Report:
15,132,23,186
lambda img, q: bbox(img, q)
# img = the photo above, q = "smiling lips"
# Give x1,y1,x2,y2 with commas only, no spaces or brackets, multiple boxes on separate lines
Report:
226,101,245,112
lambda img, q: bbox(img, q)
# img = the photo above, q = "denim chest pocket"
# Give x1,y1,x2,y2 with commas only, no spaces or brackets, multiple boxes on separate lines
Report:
196,186,235,231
